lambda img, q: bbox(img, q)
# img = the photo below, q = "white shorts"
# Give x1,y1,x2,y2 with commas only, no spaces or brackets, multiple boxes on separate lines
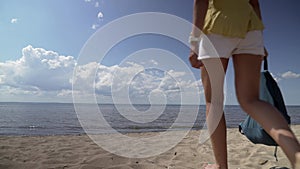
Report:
198,30,264,60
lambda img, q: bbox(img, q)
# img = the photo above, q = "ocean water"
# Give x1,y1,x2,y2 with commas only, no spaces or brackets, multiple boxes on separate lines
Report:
0,102,299,136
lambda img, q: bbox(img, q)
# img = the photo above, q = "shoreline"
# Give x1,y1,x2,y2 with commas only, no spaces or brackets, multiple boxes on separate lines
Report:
0,124,298,137
1,126,299,169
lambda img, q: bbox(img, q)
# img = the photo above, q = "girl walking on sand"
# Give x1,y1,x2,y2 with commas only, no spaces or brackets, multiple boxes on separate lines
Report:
188,0,300,168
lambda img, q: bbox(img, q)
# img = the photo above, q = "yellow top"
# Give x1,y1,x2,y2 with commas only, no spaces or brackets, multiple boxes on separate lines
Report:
203,0,265,38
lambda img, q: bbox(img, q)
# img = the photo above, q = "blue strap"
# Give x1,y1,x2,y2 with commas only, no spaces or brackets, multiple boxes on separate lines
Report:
264,58,269,71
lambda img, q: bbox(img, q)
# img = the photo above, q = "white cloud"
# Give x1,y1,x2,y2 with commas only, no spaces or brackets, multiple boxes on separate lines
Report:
74,61,202,104
97,12,103,19
11,18,18,24
91,24,99,30
0,45,75,92
150,59,158,65
95,2,100,7
84,0,104,30
281,71,300,79
91,11,103,30
84,0,100,8
268,71,300,83
1,46,202,104
57,89,73,97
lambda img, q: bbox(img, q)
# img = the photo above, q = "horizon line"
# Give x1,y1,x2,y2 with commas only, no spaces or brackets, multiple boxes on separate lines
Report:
0,101,299,107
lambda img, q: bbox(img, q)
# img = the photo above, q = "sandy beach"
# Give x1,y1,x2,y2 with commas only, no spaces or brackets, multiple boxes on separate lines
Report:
1,126,299,169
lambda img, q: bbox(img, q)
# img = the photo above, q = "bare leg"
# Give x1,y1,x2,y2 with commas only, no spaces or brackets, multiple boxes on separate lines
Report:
201,58,229,169
233,54,300,168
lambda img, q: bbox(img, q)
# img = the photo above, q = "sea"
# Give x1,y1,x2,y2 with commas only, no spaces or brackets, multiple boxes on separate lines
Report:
0,102,299,136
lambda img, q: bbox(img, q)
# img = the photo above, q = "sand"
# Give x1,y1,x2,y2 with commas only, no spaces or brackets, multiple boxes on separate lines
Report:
1,125,300,169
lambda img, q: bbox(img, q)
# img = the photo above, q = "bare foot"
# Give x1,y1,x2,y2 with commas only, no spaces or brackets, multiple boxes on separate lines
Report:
203,163,220,169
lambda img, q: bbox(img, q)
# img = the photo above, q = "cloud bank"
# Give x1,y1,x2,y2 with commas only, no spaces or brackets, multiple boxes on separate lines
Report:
2,46,299,104
0,46,202,104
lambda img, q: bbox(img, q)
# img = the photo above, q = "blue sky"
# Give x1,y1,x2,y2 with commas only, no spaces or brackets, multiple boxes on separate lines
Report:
0,0,299,105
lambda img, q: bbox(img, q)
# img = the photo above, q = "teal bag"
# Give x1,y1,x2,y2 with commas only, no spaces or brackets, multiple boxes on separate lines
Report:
239,58,291,160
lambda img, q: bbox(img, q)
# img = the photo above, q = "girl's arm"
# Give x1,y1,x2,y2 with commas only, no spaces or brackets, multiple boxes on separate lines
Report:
191,0,209,36
189,0,209,69
249,0,262,20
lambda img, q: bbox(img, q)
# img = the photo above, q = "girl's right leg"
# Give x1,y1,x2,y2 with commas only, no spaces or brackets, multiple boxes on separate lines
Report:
201,58,229,169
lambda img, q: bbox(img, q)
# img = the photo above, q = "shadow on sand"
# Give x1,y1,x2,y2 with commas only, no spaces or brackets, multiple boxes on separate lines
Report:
269,167,289,169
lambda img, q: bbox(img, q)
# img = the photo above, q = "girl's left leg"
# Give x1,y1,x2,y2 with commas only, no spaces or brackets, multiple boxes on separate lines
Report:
233,54,300,168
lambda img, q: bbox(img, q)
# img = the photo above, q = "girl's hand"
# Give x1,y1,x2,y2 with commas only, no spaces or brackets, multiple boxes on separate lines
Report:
189,49,203,69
